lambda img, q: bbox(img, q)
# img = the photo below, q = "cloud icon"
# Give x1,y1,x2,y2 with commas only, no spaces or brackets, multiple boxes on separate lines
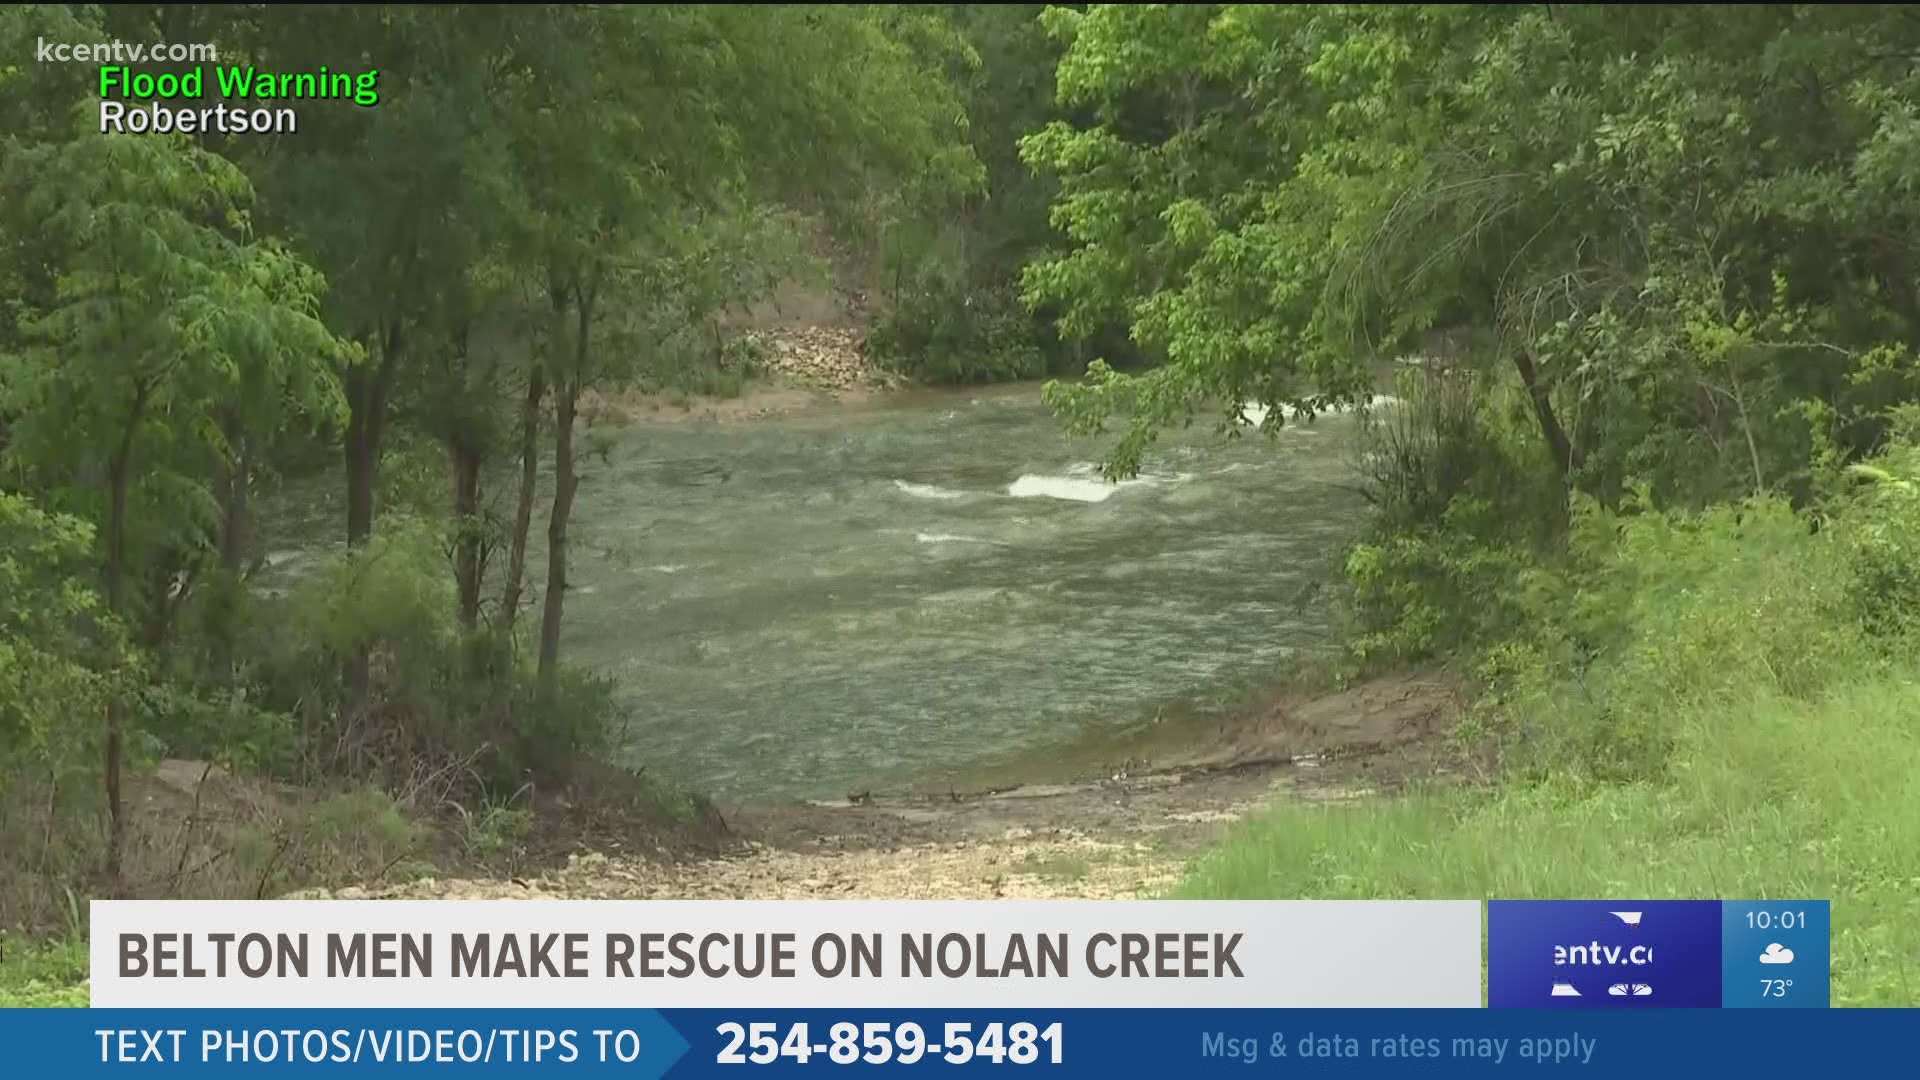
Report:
1610,911,1642,927
1759,944,1794,965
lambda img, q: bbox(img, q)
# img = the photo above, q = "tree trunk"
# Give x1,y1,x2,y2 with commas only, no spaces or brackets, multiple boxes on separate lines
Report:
102,393,145,888
452,436,485,631
343,323,403,548
441,323,488,633
342,321,403,718
536,378,578,697
500,364,545,632
343,396,378,550
537,284,593,697
104,465,127,887
1511,344,1579,484
220,421,250,576
210,413,248,681
140,555,190,657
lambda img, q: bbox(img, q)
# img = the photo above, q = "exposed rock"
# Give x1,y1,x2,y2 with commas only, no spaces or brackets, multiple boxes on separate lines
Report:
745,326,892,391
153,758,231,796
576,324,901,426
298,829,1183,902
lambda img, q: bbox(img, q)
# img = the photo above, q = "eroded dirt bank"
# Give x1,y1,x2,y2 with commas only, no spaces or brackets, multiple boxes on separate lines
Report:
309,672,1465,901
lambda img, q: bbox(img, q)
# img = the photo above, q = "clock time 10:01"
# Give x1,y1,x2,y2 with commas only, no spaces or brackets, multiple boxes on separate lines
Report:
1745,910,1806,931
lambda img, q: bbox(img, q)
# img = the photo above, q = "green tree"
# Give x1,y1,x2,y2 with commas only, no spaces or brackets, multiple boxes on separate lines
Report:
862,5,1066,385
1020,4,1378,475
0,492,116,780
1,128,343,881
226,6,524,548
505,5,983,694
1025,4,1920,500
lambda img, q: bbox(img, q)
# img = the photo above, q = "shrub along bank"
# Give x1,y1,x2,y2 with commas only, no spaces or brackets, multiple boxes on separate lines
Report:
1178,400,1920,1006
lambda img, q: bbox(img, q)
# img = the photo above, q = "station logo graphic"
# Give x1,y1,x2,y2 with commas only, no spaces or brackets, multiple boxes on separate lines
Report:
1487,900,1722,1008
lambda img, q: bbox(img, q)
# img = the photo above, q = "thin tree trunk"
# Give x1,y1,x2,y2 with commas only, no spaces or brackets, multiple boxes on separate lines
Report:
500,364,545,632
452,439,485,631
342,321,403,719
343,394,378,550
140,556,188,656
1511,344,1578,484
1703,377,1767,497
537,285,592,697
445,324,487,632
210,413,248,681
104,462,127,887
220,422,249,575
343,323,403,548
536,379,578,696
102,390,147,888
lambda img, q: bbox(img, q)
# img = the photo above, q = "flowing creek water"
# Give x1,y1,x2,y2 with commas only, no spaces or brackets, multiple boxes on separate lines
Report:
555,385,1375,802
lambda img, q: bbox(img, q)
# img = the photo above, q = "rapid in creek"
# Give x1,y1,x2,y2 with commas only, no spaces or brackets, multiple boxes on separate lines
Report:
555,385,1380,802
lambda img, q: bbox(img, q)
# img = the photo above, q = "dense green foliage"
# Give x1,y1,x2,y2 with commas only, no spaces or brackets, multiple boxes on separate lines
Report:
1021,2,1920,761
1179,445,1920,1004
1063,6,1920,1005
863,4,1070,384
1027,6,1920,484
0,937,88,1008
0,3,981,929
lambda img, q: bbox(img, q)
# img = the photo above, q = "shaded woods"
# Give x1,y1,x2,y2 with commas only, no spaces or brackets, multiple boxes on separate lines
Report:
0,3,1017,927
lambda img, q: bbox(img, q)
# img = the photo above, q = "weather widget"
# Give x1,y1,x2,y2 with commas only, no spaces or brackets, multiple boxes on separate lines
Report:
1488,900,1830,1008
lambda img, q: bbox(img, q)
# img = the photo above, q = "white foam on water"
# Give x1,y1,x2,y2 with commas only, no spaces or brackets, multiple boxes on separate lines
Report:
1239,394,1401,428
915,532,1002,546
649,564,686,574
1008,461,1195,502
893,479,968,501
1007,474,1121,502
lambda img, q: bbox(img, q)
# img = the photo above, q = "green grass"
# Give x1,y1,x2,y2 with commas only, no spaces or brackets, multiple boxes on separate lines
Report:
1176,675,1920,1006
0,936,88,1008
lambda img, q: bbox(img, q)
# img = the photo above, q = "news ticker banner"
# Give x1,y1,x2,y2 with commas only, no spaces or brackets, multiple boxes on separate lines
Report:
16,1007,1917,1077
22,898,1888,1076
90,900,1484,1008
90,898,1831,1011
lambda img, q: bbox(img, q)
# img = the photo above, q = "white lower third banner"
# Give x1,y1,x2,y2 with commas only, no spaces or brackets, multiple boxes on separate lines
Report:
91,899,1481,1008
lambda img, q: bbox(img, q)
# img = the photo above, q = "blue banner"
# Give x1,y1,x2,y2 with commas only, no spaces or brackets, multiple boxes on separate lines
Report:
12,1007,1913,1076
1486,900,1832,1008
1488,900,1723,1007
